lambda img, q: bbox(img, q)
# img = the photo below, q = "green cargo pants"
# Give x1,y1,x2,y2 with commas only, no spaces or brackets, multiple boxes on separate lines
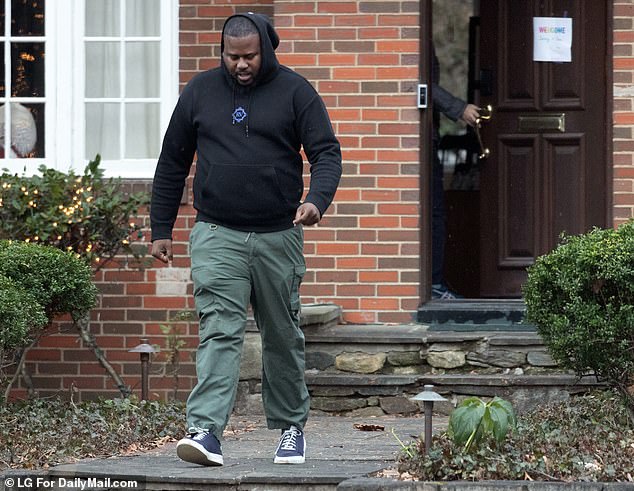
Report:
186,221,309,440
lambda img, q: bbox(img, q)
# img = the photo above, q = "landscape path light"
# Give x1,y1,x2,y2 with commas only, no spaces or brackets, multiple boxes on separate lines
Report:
129,338,157,400
410,384,447,454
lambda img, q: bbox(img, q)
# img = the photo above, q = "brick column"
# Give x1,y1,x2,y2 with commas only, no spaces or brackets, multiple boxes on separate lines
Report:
613,1,634,225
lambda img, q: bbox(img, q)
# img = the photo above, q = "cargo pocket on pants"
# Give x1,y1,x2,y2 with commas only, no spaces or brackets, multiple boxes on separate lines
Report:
289,264,306,318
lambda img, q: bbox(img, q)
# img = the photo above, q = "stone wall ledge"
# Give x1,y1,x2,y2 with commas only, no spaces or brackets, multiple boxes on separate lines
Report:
337,477,633,491
306,372,603,389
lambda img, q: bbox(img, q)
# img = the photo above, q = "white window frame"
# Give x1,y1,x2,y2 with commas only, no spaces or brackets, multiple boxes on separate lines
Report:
1,0,178,178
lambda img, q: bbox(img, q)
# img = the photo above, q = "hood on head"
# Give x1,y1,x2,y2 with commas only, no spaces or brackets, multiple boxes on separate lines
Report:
221,12,280,86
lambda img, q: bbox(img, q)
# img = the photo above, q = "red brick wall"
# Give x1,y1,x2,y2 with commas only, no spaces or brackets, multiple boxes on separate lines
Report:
613,1,634,224
274,1,422,324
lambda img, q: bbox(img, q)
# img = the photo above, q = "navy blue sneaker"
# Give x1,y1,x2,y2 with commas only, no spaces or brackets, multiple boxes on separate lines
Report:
274,425,305,464
176,431,223,466
432,283,463,300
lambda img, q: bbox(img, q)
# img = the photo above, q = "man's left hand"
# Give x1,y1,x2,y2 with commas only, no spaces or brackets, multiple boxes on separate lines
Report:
461,104,480,127
293,202,321,226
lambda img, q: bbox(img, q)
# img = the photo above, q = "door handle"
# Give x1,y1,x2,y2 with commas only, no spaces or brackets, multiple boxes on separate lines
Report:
475,105,493,159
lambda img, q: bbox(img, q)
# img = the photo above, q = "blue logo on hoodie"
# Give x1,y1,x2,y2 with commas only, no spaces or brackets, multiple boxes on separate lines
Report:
232,106,247,124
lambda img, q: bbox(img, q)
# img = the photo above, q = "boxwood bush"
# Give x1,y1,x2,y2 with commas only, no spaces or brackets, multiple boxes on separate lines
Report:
523,221,634,415
0,274,47,351
0,241,98,401
0,240,97,320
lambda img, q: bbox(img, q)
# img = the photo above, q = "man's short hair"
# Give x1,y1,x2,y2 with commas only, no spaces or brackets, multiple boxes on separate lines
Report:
224,16,258,38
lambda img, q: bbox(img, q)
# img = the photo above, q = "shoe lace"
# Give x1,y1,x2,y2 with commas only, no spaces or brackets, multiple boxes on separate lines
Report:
279,428,300,451
192,431,209,441
437,289,457,300
433,285,458,300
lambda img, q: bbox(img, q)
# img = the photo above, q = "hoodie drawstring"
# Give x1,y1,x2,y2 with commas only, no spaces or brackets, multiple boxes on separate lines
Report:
246,94,252,138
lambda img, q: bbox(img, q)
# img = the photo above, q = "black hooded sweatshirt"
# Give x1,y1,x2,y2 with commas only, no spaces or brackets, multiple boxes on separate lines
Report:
150,13,342,240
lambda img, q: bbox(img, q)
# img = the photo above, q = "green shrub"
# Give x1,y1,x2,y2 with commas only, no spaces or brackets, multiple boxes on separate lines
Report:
0,274,47,350
0,241,97,320
523,221,634,412
0,241,98,401
0,156,148,269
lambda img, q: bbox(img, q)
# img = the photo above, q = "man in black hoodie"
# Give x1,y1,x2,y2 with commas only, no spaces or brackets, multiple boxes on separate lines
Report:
150,13,342,466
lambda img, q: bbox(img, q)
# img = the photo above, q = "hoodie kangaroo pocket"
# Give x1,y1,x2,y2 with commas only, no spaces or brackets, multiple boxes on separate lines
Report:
200,163,298,225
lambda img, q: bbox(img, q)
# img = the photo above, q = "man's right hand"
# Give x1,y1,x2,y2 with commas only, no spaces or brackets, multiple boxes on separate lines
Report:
152,239,173,264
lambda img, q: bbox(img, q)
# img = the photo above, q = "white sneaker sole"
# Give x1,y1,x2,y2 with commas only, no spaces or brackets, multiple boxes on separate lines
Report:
274,443,306,464
177,439,223,466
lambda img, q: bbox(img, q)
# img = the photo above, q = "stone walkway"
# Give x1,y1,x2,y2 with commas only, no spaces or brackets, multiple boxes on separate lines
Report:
2,414,441,490
3,413,630,490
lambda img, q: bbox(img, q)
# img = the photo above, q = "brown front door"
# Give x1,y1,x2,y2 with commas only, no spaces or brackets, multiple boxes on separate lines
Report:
477,0,610,297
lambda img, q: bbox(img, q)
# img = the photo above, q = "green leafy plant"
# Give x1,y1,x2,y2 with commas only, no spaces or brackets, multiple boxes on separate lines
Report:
0,155,149,270
158,311,194,400
398,390,634,482
523,220,634,419
391,427,416,459
0,240,98,402
448,396,516,452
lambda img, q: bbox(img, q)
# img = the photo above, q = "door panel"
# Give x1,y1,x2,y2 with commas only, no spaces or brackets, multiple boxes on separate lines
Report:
547,134,586,241
478,0,607,297
500,136,537,266
499,1,538,108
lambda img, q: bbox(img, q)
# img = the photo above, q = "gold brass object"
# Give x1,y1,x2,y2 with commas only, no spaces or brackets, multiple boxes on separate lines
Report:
518,114,565,133
475,104,493,159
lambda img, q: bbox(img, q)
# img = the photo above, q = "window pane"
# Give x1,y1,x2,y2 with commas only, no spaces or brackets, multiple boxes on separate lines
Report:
85,42,120,98
0,44,4,97
125,103,159,158
12,0,44,36
126,42,159,98
0,2,5,34
0,102,43,158
11,42,45,97
126,0,159,36
85,0,120,37
85,102,120,160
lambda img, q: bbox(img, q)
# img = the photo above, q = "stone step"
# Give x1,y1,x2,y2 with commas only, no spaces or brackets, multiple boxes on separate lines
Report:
303,322,430,344
417,299,527,325
304,322,542,344
246,303,343,332
427,322,536,332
